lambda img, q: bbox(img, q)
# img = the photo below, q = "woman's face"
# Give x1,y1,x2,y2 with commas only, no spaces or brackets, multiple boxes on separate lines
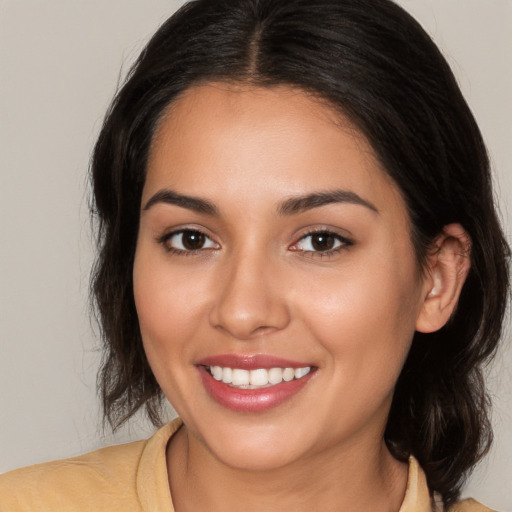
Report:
134,83,430,470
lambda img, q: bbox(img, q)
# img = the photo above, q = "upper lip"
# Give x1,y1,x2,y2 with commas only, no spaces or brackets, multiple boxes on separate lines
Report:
197,354,313,370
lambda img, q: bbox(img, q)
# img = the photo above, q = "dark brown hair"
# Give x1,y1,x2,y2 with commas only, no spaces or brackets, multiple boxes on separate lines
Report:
90,0,510,505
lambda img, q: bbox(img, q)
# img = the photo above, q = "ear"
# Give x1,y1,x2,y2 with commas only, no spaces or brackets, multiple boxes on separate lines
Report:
415,223,471,333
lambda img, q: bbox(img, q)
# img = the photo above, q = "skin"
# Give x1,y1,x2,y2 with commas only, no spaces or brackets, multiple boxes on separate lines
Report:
133,83,470,512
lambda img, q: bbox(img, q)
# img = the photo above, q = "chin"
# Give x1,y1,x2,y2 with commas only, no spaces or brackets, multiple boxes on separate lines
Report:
192,418,312,471
211,443,302,472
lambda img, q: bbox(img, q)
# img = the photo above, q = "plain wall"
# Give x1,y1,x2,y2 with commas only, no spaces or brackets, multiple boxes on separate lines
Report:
0,1,510,509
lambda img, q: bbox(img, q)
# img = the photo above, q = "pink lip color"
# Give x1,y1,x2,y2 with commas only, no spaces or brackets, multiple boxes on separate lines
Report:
197,355,315,413
198,354,309,370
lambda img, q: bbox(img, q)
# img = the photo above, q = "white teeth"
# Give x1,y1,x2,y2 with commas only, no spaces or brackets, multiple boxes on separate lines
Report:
222,367,233,384
208,365,312,388
212,366,223,381
294,367,311,379
250,368,269,386
231,368,250,386
268,367,283,385
282,367,295,382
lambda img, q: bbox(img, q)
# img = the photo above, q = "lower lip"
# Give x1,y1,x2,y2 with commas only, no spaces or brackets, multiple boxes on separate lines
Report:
198,366,315,412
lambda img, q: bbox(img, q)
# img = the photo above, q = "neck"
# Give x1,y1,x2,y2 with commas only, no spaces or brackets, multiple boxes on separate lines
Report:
167,425,408,512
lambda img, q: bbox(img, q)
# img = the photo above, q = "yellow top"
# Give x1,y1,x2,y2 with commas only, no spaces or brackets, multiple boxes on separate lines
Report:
0,418,495,512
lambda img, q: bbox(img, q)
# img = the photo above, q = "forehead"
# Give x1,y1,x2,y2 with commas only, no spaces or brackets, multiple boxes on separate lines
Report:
144,82,405,218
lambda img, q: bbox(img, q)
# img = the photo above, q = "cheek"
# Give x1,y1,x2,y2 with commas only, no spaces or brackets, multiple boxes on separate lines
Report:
298,252,421,388
132,248,213,415
132,247,207,365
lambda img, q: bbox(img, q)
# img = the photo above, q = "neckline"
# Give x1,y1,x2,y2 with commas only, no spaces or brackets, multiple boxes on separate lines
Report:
136,418,435,512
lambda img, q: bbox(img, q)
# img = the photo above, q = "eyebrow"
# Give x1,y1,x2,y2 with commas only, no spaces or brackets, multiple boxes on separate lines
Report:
143,188,378,217
143,189,218,215
278,190,379,215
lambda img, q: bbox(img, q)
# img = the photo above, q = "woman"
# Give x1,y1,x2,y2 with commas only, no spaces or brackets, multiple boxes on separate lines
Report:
1,0,509,510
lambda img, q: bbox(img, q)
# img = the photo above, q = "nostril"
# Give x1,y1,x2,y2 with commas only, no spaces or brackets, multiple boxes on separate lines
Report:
208,263,291,339
252,325,280,336
210,317,288,341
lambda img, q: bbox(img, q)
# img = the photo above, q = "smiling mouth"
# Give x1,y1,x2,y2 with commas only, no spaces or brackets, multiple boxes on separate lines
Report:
205,365,312,389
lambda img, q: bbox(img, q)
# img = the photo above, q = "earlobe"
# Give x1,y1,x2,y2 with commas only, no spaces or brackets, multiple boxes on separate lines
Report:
415,224,471,333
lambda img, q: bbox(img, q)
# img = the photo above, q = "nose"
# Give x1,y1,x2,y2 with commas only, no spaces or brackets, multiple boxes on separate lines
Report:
209,252,291,340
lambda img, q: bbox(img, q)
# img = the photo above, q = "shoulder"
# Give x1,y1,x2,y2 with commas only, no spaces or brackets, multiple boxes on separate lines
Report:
0,418,182,512
0,438,148,512
448,498,498,512
405,457,497,512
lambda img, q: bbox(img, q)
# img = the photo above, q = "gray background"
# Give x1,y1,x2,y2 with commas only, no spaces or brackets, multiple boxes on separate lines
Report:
0,1,510,509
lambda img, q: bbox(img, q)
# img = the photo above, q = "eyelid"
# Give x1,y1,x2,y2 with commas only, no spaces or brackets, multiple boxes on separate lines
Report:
289,228,353,255
155,224,352,257
157,227,220,254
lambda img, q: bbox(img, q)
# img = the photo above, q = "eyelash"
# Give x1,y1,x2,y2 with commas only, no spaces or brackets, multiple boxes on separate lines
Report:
290,229,353,259
157,229,220,256
157,228,353,257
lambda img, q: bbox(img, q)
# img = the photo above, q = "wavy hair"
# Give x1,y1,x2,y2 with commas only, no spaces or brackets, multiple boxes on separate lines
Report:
90,0,510,505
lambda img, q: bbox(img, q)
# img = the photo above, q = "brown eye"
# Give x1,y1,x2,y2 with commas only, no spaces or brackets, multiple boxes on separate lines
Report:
163,229,219,252
293,231,349,253
310,233,337,251
182,230,206,250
